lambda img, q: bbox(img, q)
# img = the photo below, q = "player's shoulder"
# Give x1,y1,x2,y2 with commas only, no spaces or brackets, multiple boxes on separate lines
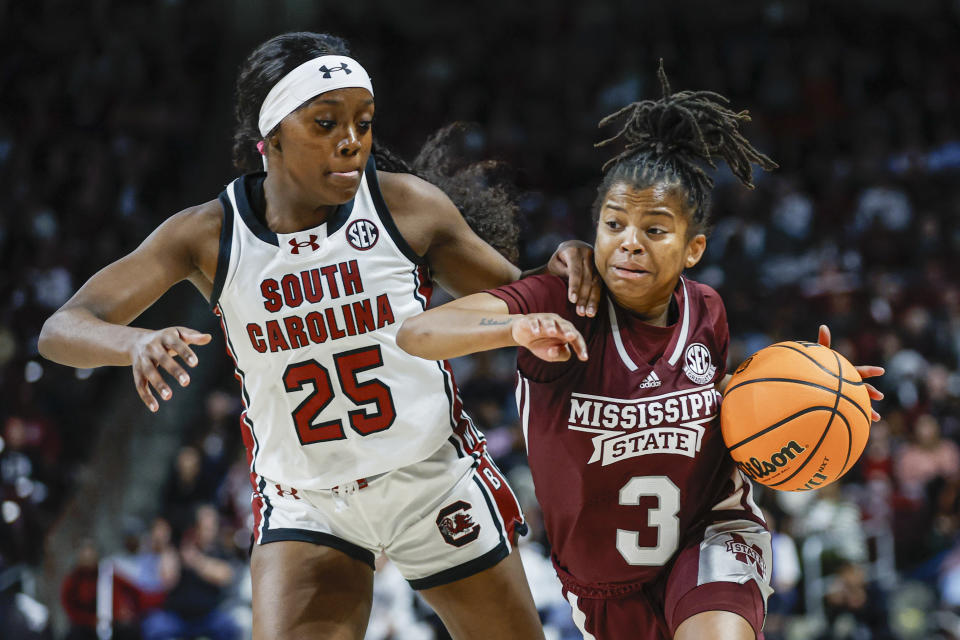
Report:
683,277,728,338
684,277,725,311
164,199,223,244
151,199,223,268
376,170,456,256
173,198,223,230
377,170,452,219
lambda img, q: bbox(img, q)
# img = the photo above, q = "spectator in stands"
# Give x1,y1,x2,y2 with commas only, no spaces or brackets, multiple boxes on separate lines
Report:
793,482,869,566
61,538,143,640
121,517,179,602
140,505,239,640
820,561,894,640
162,446,216,537
895,414,960,500
861,419,895,482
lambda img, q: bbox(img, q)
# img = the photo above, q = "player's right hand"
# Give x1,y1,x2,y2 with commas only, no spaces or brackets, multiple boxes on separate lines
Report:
129,327,212,412
511,314,588,363
547,240,602,318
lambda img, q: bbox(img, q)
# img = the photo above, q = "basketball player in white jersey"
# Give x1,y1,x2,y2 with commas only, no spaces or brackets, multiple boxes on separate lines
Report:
38,32,602,639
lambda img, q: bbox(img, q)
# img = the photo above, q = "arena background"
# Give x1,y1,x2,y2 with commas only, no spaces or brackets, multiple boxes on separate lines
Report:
2,0,959,638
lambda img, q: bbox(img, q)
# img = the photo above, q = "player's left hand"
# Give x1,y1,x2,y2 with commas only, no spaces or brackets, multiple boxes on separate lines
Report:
817,324,884,422
548,240,601,317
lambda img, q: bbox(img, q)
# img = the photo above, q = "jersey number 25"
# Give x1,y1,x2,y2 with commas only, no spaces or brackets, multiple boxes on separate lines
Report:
282,345,397,445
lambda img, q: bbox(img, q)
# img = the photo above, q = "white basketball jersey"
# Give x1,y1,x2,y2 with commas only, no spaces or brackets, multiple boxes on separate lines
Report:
211,157,474,490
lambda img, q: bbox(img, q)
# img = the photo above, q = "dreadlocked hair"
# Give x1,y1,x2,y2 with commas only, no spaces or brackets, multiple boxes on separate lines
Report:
594,59,778,235
373,124,519,264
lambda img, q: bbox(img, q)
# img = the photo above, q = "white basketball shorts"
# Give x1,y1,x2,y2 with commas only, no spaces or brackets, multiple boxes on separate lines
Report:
249,435,526,589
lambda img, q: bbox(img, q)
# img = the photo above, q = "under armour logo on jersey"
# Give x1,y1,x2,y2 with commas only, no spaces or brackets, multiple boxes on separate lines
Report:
318,63,352,78
275,484,301,500
638,371,662,389
726,533,766,577
346,219,379,251
288,235,320,255
436,500,481,547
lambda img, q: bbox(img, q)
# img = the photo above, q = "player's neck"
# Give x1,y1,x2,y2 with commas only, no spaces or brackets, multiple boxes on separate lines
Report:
263,172,336,233
616,293,674,327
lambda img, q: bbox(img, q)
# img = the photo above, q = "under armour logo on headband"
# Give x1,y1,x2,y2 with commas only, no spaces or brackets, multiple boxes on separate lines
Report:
258,54,374,139
318,63,352,78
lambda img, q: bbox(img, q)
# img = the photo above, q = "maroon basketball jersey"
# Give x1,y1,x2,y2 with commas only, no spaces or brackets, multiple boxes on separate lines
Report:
489,275,765,597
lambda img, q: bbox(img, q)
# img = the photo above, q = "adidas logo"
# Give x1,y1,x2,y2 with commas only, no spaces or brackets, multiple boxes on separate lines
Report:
639,371,662,389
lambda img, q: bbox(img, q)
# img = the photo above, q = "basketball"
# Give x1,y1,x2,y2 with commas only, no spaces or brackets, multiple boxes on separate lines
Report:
721,341,872,492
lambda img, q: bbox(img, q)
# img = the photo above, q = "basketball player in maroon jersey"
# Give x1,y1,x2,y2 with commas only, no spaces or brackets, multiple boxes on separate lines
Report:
398,64,883,639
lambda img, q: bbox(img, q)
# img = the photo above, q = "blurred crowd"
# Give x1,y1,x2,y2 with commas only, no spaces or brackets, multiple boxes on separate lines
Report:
1,1,226,636
1,0,959,638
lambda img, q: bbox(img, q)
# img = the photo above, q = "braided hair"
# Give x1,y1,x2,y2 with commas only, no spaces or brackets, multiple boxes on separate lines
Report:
594,60,778,235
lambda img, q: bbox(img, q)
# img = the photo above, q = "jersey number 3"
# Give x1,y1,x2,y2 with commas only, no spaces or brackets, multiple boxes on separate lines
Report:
616,476,681,566
282,345,397,445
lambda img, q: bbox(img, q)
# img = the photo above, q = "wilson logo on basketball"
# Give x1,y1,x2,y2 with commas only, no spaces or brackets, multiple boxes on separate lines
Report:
436,500,480,547
736,440,805,481
346,219,379,250
683,343,716,384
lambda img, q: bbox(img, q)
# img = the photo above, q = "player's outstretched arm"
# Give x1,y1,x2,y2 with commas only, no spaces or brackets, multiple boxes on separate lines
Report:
397,292,587,363
38,202,220,412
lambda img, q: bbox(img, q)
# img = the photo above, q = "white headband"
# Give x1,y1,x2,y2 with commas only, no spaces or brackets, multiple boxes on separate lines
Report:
257,54,374,138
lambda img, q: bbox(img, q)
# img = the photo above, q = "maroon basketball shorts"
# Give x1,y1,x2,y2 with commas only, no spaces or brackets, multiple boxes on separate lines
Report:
563,519,772,640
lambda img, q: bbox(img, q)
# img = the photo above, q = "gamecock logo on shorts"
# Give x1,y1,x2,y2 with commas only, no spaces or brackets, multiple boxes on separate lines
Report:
346,219,379,251
726,533,766,578
436,500,481,547
683,342,717,385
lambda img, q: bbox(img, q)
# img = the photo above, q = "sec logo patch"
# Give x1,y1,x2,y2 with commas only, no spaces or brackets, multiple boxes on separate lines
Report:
346,219,379,250
683,342,716,384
